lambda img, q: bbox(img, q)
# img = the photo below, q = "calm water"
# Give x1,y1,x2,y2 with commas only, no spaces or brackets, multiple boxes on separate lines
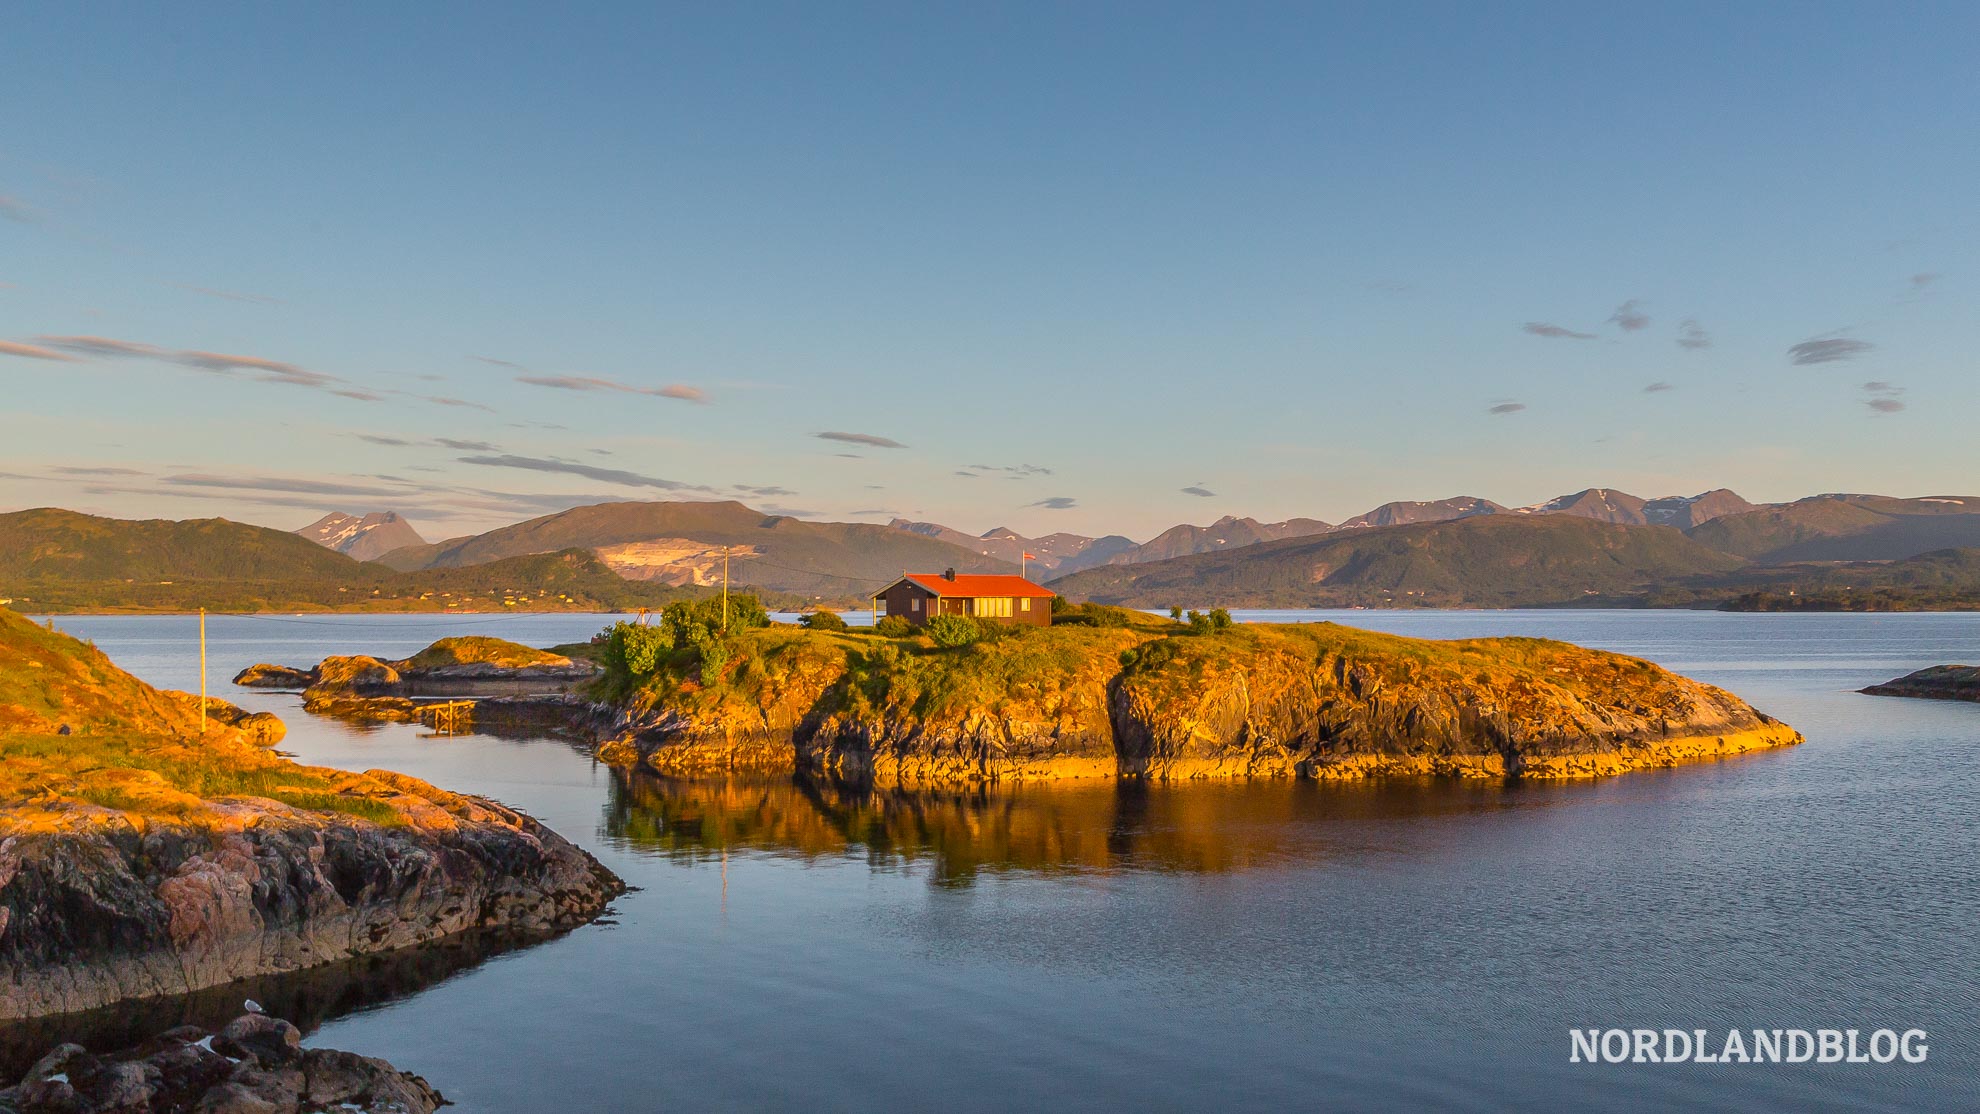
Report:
21,610,1980,1112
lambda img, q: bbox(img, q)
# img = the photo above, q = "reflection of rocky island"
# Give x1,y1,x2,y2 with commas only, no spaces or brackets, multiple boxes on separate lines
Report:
0,610,622,1022
236,635,600,727
1861,664,1980,703
606,771,1511,882
590,608,1800,783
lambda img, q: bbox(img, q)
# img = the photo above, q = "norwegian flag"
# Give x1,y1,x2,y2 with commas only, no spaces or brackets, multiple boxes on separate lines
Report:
1022,551,1037,561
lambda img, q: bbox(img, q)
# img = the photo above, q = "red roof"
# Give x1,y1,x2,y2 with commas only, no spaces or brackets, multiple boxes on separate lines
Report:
900,573,1055,598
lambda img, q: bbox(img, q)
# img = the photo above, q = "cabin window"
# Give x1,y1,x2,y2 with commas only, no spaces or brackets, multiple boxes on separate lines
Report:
974,596,1013,619
911,598,920,612
1020,598,1031,612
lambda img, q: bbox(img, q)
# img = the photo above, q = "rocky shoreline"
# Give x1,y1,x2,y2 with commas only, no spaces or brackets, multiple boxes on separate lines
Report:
0,613,624,1024
1,1010,442,1113
1860,664,1980,703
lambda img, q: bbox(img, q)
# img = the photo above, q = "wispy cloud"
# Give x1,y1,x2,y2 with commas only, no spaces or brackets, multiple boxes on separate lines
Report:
733,484,796,497
817,431,907,449
1862,381,1905,414
434,438,497,451
1909,273,1940,291
52,465,145,476
1608,300,1650,332
162,472,412,498
419,394,495,412
1181,485,1217,497
0,196,37,223
471,355,527,370
457,453,711,491
1488,401,1527,415
1788,337,1874,365
1028,496,1077,510
1676,319,1712,350
1643,381,1676,393
517,374,708,403
36,335,163,359
0,339,78,361
958,462,1052,478
1523,322,1595,340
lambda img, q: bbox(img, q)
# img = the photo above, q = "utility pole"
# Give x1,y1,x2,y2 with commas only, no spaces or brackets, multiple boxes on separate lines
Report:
721,545,731,631
198,608,208,736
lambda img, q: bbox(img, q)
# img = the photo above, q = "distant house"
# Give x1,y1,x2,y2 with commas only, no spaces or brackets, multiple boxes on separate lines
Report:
875,569,1054,628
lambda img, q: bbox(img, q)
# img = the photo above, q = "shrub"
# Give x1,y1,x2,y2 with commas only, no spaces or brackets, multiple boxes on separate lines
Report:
926,614,981,647
1208,608,1234,631
874,615,914,637
800,608,848,631
1169,605,1184,622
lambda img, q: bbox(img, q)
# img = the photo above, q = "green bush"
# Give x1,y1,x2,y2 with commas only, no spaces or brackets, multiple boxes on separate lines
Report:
1208,608,1234,631
926,614,981,647
799,608,848,631
873,615,914,638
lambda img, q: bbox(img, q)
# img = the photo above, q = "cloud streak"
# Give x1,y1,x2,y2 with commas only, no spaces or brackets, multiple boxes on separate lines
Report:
1643,381,1675,393
1788,337,1874,365
1488,401,1527,415
1676,319,1712,350
1608,300,1649,332
817,431,907,449
0,196,36,223
1523,322,1595,340
1028,496,1077,510
1181,486,1216,497
1861,381,1905,414
456,453,712,491
0,339,78,361
517,374,708,403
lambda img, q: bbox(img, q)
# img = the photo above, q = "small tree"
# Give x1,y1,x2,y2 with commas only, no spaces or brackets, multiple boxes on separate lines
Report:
1169,605,1183,622
927,614,981,647
800,609,848,631
1208,608,1233,631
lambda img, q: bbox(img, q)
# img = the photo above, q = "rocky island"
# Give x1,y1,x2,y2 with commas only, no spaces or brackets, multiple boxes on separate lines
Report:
306,599,1793,784
0,609,623,1022
1860,664,1980,703
235,635,600,727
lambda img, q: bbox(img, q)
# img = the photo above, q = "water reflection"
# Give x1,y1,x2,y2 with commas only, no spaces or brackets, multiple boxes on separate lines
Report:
603,770,1564,884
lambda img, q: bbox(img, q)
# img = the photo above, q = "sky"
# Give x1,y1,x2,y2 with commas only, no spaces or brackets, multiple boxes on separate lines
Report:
3,2,1976,543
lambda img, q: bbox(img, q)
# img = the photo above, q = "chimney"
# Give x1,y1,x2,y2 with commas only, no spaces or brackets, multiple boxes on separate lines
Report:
944,567,956,581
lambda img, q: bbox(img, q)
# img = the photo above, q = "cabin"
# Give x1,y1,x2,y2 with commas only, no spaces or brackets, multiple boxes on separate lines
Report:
875,569,1055,628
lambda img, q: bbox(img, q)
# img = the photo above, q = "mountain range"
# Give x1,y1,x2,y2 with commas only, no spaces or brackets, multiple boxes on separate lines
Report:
13,486,1980,613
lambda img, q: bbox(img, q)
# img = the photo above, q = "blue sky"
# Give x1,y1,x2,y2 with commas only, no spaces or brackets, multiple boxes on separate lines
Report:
3,2,1976,541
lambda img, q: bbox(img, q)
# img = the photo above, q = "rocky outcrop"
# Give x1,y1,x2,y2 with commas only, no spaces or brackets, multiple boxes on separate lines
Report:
0,781,622,1021
1861,664,1980,703
586,621,1801,785
231,664,317,689
1107,626,1800,779
0,1012,442,1113
242,638,602,727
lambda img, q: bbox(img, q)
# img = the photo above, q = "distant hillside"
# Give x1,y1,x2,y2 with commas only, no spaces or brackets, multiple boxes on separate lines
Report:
1704,548,1980,611
1513,488,1648,524
296,511,427,561
1104,515,1334,566
382,500,1014,597
1335,496,1504,530
887,519,1136,573
1047,515,1744,608
1642,489,1756,530
1688,494,1980,562
1,508,369,583
0,509,706,613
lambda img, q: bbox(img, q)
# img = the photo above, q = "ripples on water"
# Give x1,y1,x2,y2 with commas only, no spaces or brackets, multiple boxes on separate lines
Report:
13,610,1978,1112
